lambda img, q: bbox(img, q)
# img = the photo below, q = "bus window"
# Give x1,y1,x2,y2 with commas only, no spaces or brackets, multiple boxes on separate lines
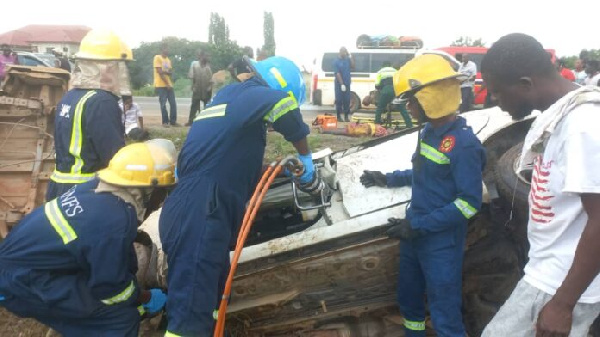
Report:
352,54,370,73
370,53,414,71
321,53,337,72
321,53,370,73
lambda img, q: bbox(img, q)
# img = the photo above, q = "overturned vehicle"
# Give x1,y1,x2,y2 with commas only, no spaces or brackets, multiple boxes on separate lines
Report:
136,106,556,337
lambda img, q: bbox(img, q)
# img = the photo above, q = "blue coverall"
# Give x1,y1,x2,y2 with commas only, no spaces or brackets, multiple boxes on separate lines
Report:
0,179,142,337
46,89,125,201
159,77,310,336
334,57,352,118
386,116,486,337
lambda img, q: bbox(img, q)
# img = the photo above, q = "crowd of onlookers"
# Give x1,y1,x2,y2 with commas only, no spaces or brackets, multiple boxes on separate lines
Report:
559,57,600,86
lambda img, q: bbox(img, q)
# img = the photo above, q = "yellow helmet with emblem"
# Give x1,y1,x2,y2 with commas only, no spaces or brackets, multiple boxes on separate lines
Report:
393,54,465,98
98,139,176,187
393,54,466,119
75,29,133,61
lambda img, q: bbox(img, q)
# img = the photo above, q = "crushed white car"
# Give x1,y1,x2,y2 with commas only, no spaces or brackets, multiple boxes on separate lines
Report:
137,107,543,336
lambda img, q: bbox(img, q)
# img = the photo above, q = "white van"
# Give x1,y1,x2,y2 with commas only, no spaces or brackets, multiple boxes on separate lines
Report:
310,48,419,112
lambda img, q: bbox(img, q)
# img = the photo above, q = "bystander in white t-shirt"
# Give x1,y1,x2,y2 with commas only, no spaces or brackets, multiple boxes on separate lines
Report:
459,60,477,88
522,91,600,303
585,73,600,86
119,102,143,135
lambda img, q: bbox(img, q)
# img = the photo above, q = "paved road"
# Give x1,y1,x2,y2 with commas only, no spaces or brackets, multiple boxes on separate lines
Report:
133,96,336,125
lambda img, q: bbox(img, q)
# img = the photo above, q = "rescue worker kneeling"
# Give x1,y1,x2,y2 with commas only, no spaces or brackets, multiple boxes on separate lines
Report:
360,54,486,337
0,139,176,337
46,29,133,201
159,56,323,336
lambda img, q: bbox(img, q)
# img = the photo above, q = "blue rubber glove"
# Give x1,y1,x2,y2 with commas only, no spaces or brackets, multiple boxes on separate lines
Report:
143,289,167,314
0,295,4,301
298,153,314,184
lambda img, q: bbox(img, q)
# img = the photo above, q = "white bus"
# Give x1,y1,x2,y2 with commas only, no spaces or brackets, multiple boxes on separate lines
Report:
310,48,419,112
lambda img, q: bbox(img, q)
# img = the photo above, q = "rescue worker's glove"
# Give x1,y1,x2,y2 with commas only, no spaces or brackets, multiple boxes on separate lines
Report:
294,153,325,196
298,153,315,184
297,171,325,196
360,170,387,188
143,289,167,314
386,218,422,240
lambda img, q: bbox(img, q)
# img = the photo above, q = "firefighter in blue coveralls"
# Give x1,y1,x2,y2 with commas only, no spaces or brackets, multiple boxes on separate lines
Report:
0,139,176,336
159,56,323,336
360,54,486,337
46,29,133,201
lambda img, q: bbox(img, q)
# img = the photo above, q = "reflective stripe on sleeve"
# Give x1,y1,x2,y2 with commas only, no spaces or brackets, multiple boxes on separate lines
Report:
50,170,96,184
69,90,97,175
101,280,136,305
44,199,77,244
263,97,298,123
194,104,227,121
165,331,182,337
404,319,426,331
419,142,450,165
454,198,478,219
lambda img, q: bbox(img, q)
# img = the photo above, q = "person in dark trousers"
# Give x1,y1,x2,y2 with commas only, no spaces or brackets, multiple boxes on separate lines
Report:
154,44,179,127
457,53,477,113
334,47,355,122
46,30,131,201
481,33,600,337
0,140,175,337
360,54,485,337
374,62,397,124
374,62,413,128
186,50,213,126
159,56,324,336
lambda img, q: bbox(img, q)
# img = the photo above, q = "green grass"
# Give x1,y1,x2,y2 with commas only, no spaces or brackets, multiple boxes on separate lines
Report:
132,78,192,98
144,126,369,163
145,126,189,150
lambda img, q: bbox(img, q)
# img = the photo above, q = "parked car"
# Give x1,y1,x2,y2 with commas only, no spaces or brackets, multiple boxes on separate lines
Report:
33,53,60,67
14,52,53,67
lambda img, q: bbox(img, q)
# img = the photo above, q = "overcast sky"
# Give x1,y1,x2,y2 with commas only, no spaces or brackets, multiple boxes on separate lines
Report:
3,0,599,68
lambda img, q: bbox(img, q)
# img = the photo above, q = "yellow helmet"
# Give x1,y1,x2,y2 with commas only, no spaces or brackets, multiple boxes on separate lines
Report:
98,139,176,187
393,54,465,98
75,29,133,61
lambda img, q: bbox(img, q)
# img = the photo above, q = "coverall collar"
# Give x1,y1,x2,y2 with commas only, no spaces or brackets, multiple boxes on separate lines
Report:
424,115,464,137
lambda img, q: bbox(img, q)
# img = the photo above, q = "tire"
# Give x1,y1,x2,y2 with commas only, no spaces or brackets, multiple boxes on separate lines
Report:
350,92,361,113
312,89,322,106
494,142,530,212
494,142,531,251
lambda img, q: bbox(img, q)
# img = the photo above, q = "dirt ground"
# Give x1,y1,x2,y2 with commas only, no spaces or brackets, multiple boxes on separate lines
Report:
0,308,165,337
0,309,49,337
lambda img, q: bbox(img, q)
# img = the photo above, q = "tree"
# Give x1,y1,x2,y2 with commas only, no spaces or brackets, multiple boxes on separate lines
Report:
580,49,600,62
128,38,208,90
262,12,276,57
451,36,485,47
208,12,243,71
560,56,578,69
208,13,230,46
127,13,244,91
